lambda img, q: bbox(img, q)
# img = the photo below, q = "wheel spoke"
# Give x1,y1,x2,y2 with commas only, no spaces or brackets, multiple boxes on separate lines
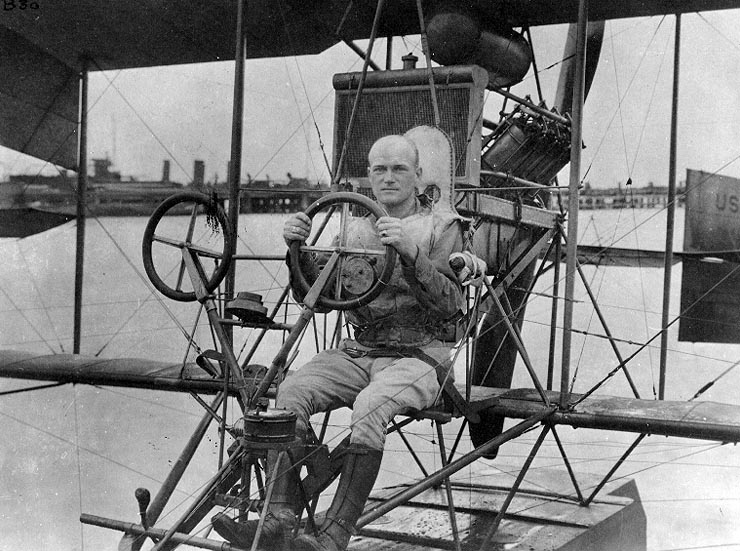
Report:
334,255,344,300
151,233,185,248
175,258,187,292
185,243,225,260
338,202,350,248
151,234,224,260
333,203,351,299
299,244,385,256
176,207,200,291
185,206,199,242
310,203,340,245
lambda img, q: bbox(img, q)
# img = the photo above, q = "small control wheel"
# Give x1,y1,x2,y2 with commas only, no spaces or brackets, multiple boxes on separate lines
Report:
142,191,233,302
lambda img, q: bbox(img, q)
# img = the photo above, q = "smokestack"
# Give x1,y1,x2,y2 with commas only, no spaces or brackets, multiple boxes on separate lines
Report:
162,160,170,183
402,53,418,70
193,160,205,187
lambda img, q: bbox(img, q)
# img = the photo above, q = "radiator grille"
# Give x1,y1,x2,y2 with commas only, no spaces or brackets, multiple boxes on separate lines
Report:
332,67,486,186
334,87,471,178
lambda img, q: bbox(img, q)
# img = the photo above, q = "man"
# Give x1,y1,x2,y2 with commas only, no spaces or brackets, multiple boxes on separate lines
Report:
214,134,465,551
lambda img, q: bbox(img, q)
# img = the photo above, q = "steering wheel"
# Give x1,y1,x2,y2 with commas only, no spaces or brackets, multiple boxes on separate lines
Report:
289,192,396,310
142,191,234,302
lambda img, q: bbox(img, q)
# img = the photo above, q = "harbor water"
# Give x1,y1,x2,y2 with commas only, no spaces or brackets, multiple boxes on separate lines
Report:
0,209,739,550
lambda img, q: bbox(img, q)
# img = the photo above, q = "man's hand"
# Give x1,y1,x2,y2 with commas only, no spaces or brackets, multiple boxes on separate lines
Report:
283,212,312,246
376,216,418,265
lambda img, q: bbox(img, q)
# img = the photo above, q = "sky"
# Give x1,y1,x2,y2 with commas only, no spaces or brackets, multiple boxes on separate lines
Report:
1,9,739,188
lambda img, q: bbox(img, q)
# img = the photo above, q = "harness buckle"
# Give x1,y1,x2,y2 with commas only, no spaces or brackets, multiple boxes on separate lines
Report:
344,347,369,359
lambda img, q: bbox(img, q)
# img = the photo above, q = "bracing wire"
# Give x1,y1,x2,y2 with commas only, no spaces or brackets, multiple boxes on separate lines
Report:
282,56,327,180
274,0,333,179
0,403,182,489
72,384,85,550
569,258,606,393
15,243,65,352
581,16,667,182
85,218,194,345
572,261,740,406
7,67,124,198
696,12,740,53
0,283,57,354
91,61,196,185
608,24,634,181
689,358,740,401
626,188,659,398
628,28,672,177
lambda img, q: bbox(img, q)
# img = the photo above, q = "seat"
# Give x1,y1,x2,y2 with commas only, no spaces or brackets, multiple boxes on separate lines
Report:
404,125,458,213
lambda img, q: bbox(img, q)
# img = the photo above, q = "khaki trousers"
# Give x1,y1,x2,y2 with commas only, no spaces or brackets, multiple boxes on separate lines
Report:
276,339,450,449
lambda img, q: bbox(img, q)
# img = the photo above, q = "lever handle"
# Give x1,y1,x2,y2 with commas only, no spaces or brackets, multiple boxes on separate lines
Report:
135,487,151,529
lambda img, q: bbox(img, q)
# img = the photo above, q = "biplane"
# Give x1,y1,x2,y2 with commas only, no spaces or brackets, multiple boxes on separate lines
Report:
2,1,740,550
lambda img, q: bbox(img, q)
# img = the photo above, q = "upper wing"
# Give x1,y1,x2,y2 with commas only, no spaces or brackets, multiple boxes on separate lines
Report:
2,0,737,168
3,1,738,72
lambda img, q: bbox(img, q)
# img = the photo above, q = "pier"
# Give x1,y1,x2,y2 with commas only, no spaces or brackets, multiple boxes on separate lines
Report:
563,181,686,210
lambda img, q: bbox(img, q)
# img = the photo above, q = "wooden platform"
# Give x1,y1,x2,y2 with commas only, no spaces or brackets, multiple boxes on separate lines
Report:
350,469,645,551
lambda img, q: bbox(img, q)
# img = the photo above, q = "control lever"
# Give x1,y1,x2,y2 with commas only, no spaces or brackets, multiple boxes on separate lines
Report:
135,487,151,530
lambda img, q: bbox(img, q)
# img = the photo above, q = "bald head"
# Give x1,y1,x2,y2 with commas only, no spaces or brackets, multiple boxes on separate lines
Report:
368,135,419,169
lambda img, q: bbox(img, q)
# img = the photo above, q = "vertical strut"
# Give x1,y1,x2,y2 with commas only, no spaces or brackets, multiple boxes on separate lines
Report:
561,0,589,408
547,227,562,390
225,0,248,343
659,14,681,400
73,58,88,354
435,421,461,551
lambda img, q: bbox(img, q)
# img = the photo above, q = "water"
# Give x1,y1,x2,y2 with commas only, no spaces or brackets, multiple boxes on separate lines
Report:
0,209,739,550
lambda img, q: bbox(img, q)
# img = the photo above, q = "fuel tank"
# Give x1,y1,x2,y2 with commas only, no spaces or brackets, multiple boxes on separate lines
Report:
426,8,532,88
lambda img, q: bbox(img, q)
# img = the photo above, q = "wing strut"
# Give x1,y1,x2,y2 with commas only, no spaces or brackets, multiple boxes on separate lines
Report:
658,14,682,399
73,58,88,354
561,0,589,407
356,406,556,529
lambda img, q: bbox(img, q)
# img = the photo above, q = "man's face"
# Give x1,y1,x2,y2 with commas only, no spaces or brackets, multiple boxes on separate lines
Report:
367,138,421,210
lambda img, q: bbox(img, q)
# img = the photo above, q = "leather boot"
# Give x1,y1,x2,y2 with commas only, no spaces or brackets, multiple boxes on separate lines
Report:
212,445,304,550
293,444,383,551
